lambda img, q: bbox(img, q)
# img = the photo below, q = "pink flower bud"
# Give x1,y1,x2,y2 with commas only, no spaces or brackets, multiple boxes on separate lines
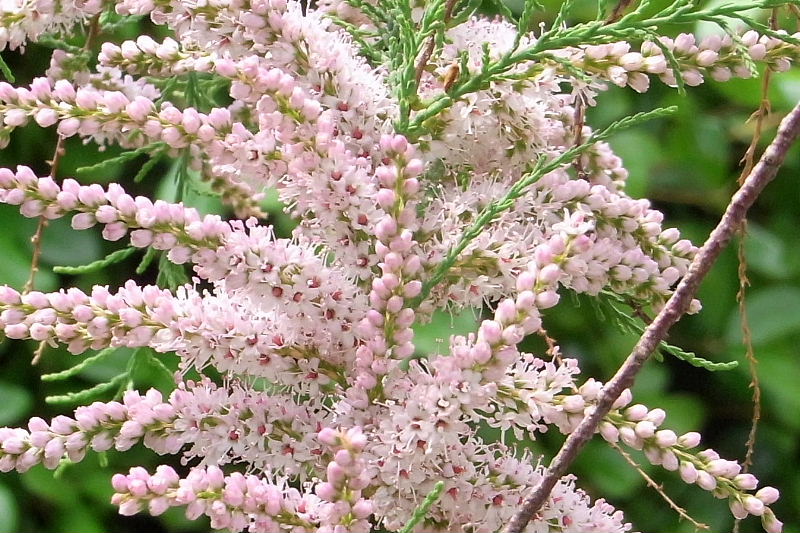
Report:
318,428,339,447
315,481,337,501
762,509,784,533
57,118,81,137
756,486,780,505
743,495,765,516
599,421,619,443
655,429,677,448
730,498,748,520
352,499,373,519
624,404,648,421
678,431,701,448
535,290,559,309
634,420,656,439
696,471,717,491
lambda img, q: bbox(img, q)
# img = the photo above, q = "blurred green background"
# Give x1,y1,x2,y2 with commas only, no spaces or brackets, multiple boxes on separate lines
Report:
0,1,799,532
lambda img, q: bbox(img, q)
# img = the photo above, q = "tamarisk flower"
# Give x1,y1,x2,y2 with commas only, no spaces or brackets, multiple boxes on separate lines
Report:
111,464,322,531
0,0,103,51
422,173,697,312
0,380,326,475
0,0,792,531
554,30,800,92
548,380,784,532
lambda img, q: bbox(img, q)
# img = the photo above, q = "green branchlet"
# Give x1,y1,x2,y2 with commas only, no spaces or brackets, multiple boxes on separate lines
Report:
53,247,138,275
398,481,445,533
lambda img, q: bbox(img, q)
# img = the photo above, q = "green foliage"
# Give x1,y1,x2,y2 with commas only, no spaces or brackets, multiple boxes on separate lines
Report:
592,290,738,370
0,55,14,82
398,481,445,533
53,247,138,275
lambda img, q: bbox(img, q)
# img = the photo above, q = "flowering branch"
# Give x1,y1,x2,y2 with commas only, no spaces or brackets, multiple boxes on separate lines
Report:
0,1,797,531
505,98,800,533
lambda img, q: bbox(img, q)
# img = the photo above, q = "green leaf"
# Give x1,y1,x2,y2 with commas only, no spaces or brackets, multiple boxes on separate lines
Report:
0,55,15,83
726,286,800,346
41,347,119,382
21,465,80,506
413,309,480,356
743,223,791,279
399,481,444,533
39,217,103,268
0,381,33,425
76,142,165,175
608,129,662,198
53,247,138,275
0,483,18,533
655,394,707,435
157,252,189,289
45,373,129,405
757,349,800,431
0,206,57,291
575,441,642,499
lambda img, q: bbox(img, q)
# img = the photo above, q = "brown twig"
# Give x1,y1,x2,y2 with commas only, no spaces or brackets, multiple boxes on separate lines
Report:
738,19,774,473
606,0,638,24
23,130,65,295
535,326,562,363
29,15,101,365
414,0,458,85
571,95,587,177
504,99,800,533
610,442,709,531
730,10,778,532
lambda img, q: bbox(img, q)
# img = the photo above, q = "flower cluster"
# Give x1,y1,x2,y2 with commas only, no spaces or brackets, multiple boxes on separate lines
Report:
0,0,794,532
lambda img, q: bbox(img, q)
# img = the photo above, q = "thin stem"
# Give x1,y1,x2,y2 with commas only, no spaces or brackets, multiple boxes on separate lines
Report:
610,442,709,531
414,0,458,85
731,11,778,532
29,14,101,365
503,98,800,533
606,0,639,23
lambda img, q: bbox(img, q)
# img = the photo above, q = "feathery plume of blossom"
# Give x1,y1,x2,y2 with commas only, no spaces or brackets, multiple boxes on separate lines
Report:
0,0,793,531
0,0,103,51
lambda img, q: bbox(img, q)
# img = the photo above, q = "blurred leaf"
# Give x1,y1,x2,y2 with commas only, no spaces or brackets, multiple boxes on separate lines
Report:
39,217,103,268
75,347,133,382
712,77,761,109
0,381,32,425
0,206,57,291
78,468,118,506
60,503,106,533
0,483,18,533
726,286,800,346
743,223,791,279
588,87,633,129
657,394,707,435
757,351,800,431
631,362,669,401
575,441,643,499
771,68,800,109
413,309,479,356
608,130,660,198
21,466,80,506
